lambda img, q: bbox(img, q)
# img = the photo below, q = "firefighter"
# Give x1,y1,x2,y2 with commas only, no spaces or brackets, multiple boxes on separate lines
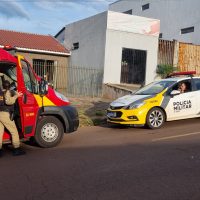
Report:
0,79,25,156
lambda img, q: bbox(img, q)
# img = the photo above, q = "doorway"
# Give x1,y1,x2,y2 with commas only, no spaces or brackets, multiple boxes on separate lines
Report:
121,48,147,85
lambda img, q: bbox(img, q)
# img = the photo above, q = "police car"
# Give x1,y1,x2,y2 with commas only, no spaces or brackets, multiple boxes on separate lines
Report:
107,71,200,129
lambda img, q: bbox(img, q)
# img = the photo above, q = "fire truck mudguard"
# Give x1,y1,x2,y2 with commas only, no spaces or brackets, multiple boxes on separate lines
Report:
40,106,79,133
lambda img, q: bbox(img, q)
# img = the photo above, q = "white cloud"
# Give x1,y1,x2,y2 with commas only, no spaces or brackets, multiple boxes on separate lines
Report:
0,0,116,35
34,0,114,12
0,1,29,19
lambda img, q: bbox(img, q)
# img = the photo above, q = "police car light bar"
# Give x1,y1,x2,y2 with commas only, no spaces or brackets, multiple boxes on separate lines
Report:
167,71,196,78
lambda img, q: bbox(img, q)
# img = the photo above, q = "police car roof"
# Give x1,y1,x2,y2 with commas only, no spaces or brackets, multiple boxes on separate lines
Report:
162,77,199,82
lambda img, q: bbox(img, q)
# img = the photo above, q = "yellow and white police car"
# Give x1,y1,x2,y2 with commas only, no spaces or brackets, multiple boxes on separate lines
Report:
107,71,200,129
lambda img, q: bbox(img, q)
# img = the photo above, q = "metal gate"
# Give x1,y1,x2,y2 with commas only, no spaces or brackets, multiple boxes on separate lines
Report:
32,59,55,86
121,48,147,84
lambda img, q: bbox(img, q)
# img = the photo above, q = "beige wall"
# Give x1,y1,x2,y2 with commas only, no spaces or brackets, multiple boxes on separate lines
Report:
16,51,68,67
16,51,69,94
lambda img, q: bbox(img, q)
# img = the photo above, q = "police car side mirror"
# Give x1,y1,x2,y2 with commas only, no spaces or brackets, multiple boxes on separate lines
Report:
170,90,181,96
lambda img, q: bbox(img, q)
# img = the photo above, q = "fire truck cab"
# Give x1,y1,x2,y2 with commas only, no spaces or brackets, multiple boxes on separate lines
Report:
0,47,79,147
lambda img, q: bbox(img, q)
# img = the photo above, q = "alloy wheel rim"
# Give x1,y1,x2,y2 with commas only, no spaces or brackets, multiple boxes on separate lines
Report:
41,123,59,142
149,110,164,128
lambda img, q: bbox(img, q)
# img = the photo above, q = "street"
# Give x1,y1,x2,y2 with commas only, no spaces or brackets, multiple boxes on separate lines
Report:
1,119,200,200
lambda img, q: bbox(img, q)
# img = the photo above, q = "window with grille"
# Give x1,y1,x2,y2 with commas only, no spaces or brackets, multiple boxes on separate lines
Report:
32,59,55,85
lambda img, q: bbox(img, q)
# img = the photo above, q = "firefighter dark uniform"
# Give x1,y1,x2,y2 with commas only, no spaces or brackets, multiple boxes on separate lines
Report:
0,85,25,156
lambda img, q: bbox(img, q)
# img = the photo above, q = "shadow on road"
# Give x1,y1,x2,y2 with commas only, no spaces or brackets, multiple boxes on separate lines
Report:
1,136,200,200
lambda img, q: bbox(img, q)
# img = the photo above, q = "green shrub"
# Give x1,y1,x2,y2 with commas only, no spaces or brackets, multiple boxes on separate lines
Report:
157,64,177,78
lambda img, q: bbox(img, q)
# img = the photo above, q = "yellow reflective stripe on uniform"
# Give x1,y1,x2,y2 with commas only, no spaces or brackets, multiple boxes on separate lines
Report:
34,95,55,107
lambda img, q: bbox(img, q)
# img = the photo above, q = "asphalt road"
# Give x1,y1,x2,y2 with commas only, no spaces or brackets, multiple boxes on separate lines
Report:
1,119,200,200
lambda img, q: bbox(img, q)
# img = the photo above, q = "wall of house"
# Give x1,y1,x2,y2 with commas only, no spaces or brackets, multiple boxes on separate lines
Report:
55,29,65,45
109,0,200,44
103,29,159,84
103,11,159,84
62,12,108,69
16,51,69,95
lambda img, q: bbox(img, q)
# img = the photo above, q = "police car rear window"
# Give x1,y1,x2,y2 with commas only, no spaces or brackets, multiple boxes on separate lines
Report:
193,79,200,90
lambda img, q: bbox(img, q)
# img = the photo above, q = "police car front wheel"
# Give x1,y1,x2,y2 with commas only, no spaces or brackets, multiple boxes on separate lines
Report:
146,107,165,129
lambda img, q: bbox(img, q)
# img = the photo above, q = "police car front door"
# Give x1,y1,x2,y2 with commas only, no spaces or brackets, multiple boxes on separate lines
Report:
165,91,196,120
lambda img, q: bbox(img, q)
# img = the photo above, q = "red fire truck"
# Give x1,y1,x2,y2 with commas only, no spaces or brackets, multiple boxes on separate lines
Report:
0,47,79,147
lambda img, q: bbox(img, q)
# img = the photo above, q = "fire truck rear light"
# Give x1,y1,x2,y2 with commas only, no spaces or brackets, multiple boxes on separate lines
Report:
4,45,12,49
3,45,17,55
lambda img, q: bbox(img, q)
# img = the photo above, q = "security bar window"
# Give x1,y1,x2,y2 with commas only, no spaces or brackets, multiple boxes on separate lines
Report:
142,3,149,11
33,59,55,85
181,26,194,34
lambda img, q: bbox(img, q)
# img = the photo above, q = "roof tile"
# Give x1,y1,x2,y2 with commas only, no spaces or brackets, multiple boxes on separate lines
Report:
0,29,69,54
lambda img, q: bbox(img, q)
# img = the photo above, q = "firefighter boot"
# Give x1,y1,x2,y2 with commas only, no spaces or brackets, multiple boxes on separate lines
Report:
12,148,26,156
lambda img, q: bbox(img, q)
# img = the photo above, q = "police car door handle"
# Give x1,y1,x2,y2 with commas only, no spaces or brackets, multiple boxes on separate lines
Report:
23,93,27,104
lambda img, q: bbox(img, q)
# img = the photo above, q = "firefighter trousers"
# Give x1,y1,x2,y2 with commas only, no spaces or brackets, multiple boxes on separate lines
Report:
0,112,20,149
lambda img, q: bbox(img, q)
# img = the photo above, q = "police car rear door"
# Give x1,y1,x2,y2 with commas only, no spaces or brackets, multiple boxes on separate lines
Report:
165,79,197,120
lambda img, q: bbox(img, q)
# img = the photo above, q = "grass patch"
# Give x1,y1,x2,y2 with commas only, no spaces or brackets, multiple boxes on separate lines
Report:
70,97,110,127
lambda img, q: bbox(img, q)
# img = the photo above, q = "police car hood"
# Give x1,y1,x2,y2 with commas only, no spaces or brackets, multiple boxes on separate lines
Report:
110,94,152,107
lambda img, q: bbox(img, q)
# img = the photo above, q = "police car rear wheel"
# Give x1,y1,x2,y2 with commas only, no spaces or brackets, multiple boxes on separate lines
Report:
34,116,64,148
146,108,165,129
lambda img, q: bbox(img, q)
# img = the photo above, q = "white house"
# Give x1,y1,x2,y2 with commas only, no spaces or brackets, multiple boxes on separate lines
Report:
55,11,160,86
109,0,200,44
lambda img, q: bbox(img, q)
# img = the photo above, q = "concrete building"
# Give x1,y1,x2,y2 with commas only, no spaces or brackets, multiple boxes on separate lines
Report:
109,0,200,44
56,11,160,86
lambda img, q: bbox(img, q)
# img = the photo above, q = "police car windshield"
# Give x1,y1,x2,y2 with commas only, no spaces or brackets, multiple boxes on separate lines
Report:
135,81,176,95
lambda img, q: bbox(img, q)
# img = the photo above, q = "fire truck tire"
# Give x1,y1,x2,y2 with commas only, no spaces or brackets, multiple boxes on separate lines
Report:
34,116,64,148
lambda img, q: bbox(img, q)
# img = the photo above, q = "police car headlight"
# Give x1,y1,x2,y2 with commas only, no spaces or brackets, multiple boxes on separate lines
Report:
126,101,146,110
55,91,69,102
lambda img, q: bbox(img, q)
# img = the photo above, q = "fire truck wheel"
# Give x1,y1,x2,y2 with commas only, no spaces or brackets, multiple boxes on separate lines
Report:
34,116,64,148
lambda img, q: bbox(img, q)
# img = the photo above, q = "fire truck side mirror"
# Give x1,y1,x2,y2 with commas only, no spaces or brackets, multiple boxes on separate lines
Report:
39,78,48,96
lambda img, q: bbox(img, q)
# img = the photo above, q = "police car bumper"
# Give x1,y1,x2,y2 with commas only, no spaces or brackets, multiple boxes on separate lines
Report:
107,108,147,125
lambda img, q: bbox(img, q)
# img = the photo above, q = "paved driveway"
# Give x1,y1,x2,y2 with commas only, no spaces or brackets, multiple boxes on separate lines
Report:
1,119,200,200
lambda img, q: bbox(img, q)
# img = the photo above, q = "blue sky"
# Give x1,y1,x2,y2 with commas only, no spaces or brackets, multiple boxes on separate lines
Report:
0,0,115,36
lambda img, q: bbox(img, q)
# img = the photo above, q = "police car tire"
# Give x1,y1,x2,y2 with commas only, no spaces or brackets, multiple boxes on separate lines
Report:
34,116,64,148
146,107,165,129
